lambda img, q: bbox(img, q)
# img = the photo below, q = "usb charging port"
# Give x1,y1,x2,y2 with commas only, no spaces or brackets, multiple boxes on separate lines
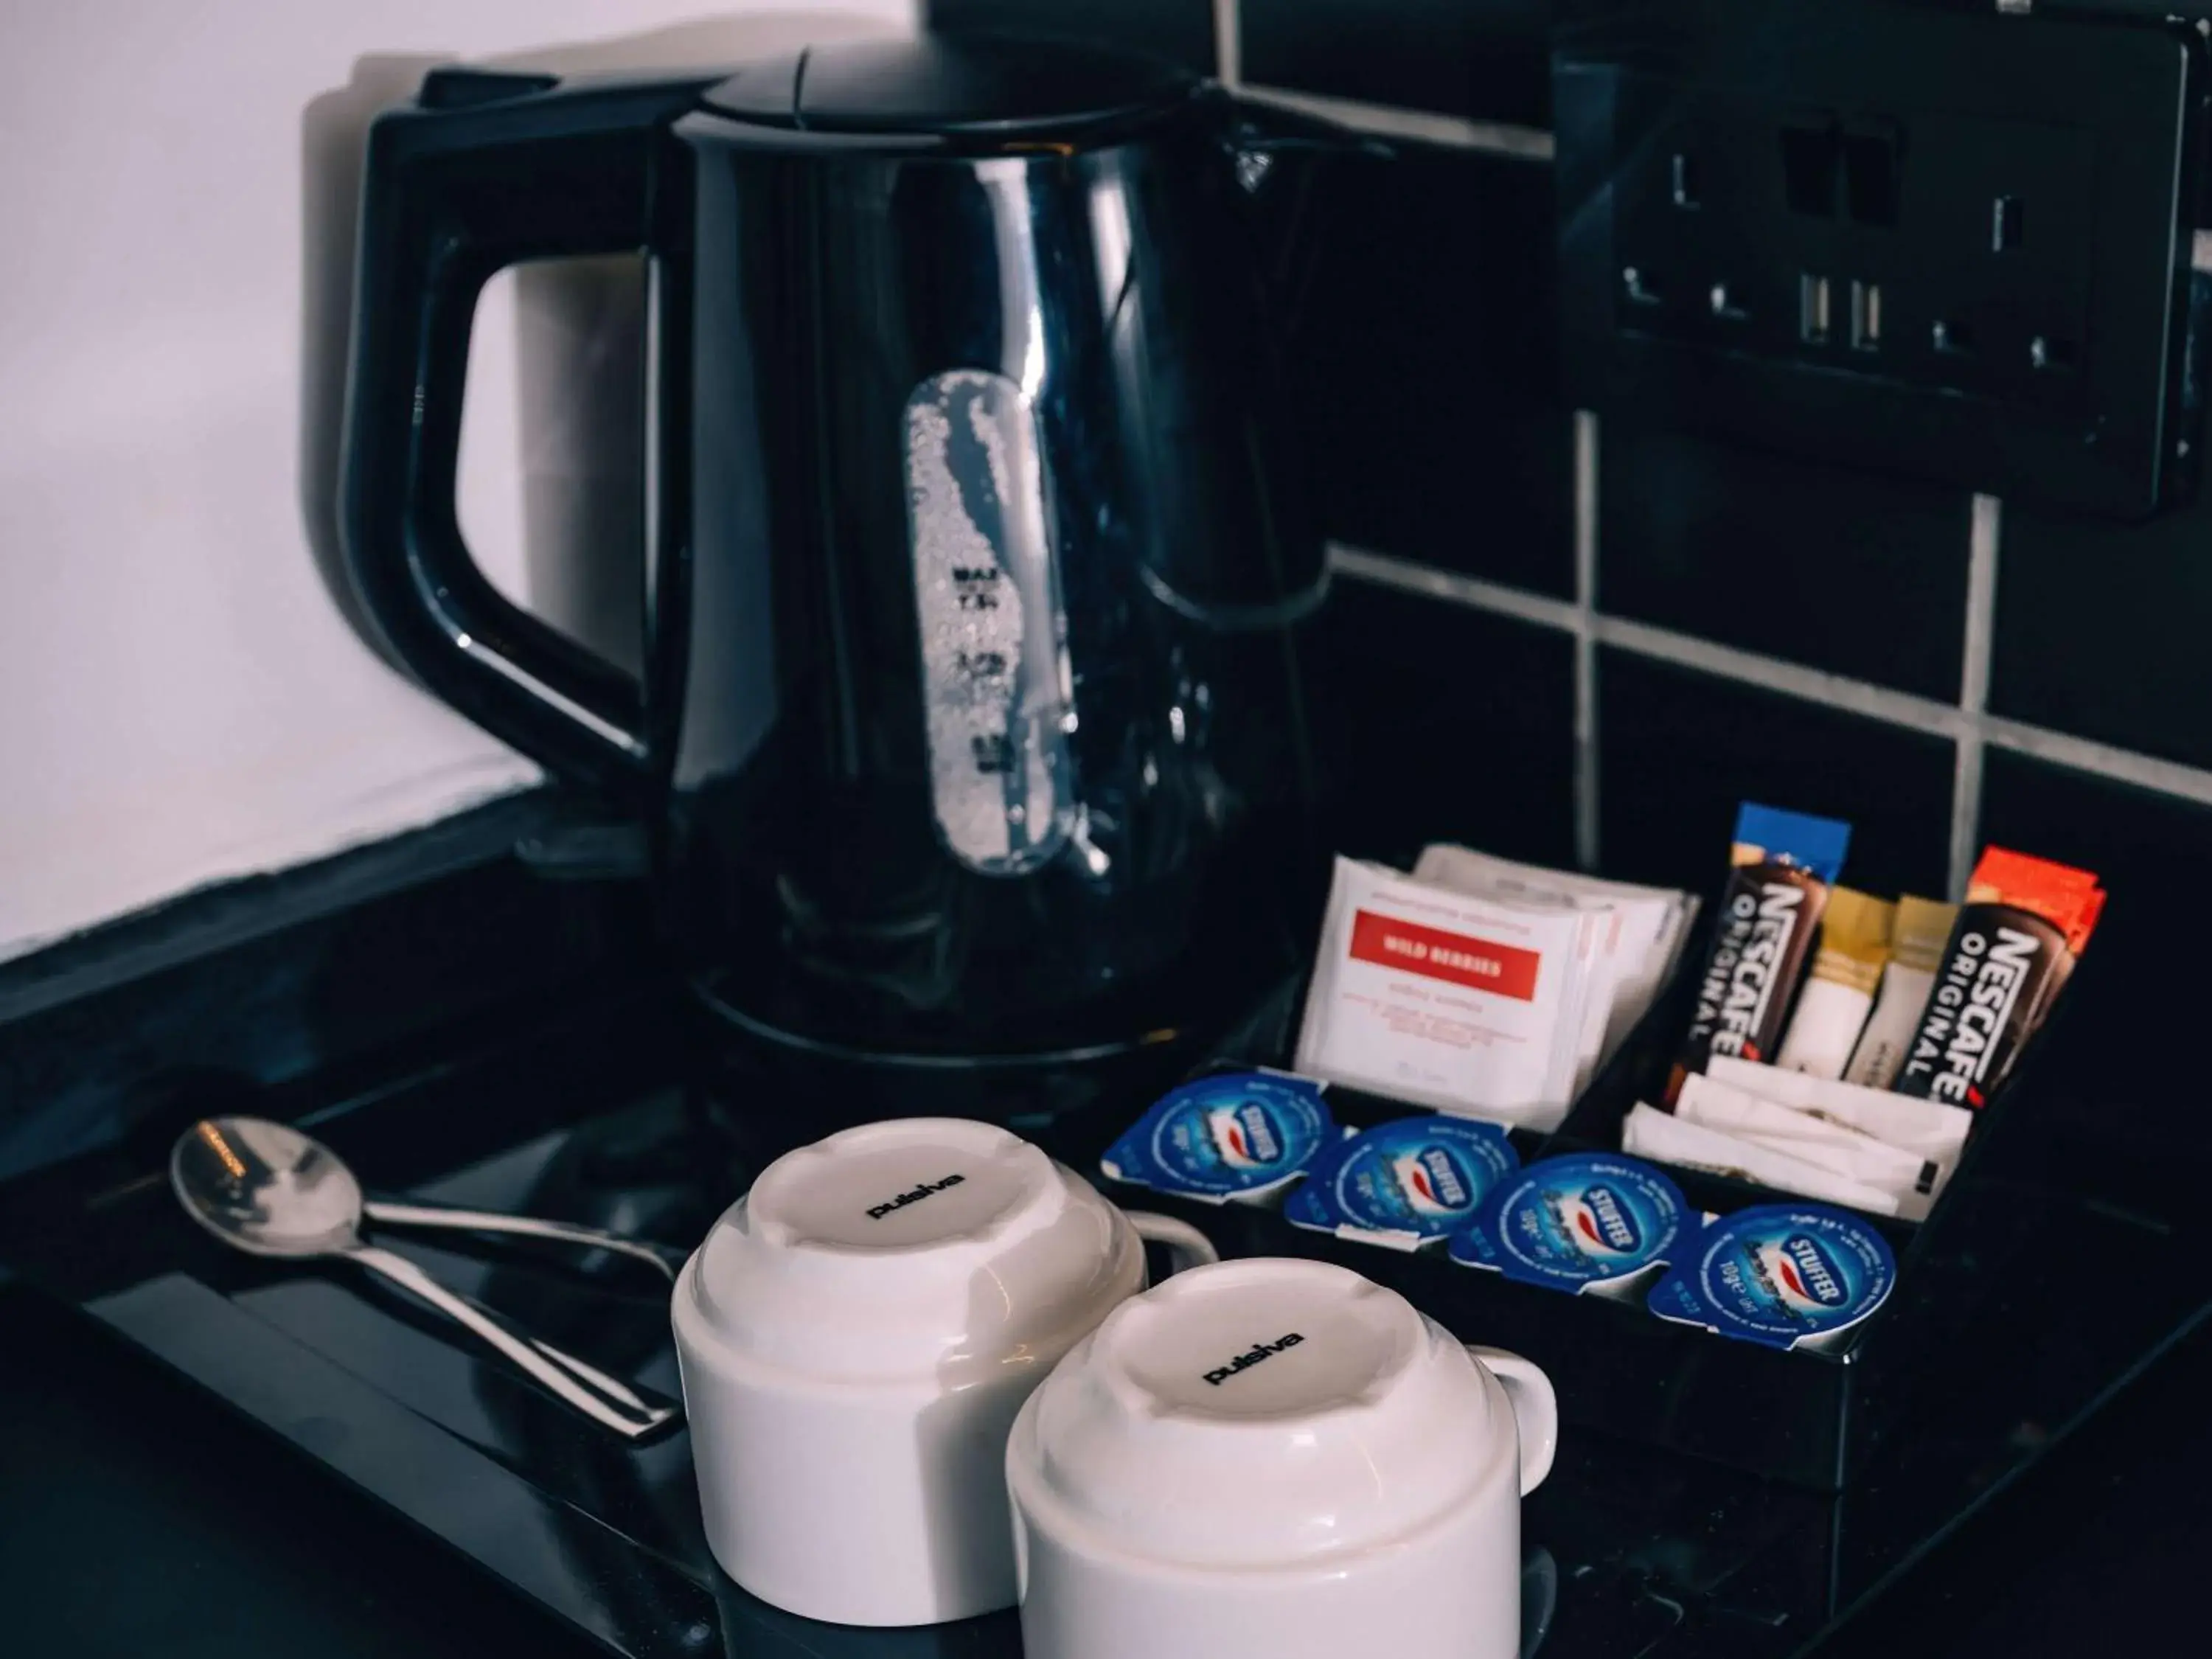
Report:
1672,153,1700,209
1850,280,1882,352
1800,274,1831,344
1993,195,2024,252
1933,319,1975,356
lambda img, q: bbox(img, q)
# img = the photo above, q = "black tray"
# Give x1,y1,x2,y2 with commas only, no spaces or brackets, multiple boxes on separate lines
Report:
0,978,2197,1658
1074,950,2171,1495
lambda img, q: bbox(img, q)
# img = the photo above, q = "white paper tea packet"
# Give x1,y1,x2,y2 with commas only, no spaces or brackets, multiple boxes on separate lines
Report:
1704,1054,1971,1169
1296,857,1601,1130
1675,1072,1944,1220
1414,844,1694,1066
1621,1103,1905,1217
1415,867,1620,1100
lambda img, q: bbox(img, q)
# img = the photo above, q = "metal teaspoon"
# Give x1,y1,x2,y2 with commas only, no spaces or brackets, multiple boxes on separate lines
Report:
170,1116,678,1439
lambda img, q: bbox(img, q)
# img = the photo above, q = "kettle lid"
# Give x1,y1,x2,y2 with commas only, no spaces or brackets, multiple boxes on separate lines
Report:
700,32,1197,139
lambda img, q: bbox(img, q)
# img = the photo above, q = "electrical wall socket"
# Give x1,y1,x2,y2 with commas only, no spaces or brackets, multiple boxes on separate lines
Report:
1557,1,2204,518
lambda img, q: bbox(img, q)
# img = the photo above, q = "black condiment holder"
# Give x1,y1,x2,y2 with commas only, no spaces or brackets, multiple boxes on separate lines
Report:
1069,941,2084,1493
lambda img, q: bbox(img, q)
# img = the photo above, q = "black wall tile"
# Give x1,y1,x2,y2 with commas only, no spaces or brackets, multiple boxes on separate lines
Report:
925,0,1217,73
1312,580,1576,870
1290,147,1571,595
1242,0,1550,130
1976,751,2212,1158
1597,651,1954,897
1992,490,2212,773
1599,426,1972,700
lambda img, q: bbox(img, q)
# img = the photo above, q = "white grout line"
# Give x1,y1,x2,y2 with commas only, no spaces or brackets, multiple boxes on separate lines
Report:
1332,542,1961,729
1587,611,1971,734
1235,82,1556,160
1572,412,1601,872
1959,498,2000,716
1950,495,2002,897
1211,0,1240,87
1327,544,1580,630
1328,540,2212,813
1983,715,2212,808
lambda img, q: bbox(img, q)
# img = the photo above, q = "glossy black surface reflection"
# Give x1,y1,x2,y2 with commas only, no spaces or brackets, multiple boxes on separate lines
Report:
1975,752,2212,1167
1287,147,1571,594
1993,449,2212,772
341,37,1335,1067
5,975,2206,1658
1596,650,1954,900
1597,425,1970,701
1240,0,1551,129
1311,582,1576,869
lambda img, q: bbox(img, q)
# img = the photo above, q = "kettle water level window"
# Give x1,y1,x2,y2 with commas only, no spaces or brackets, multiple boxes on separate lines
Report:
902,369,1076,877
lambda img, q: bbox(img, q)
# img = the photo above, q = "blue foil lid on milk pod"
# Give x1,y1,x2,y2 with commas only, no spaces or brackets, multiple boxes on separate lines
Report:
1100,1071,1338,1204
1648,1204,1897,1349
1450,1153,1689,1294
1283,1116,1518,1249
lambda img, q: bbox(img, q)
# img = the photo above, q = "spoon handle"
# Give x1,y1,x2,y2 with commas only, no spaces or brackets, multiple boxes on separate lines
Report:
361,1199,682,1281
345,1242,678,1439
518,1327,675,1419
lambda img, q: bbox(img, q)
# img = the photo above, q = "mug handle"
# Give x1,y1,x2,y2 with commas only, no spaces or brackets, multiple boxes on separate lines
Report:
1464,1346,1559,1497
1124,1211,1220,1276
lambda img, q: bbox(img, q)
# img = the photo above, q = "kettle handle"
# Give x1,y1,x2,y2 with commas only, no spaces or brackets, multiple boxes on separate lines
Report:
338,70,711,796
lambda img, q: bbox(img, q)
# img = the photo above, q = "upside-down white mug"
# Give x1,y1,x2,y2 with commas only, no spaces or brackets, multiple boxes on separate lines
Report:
670,1116,1215,1627
1006,1257,1558,1659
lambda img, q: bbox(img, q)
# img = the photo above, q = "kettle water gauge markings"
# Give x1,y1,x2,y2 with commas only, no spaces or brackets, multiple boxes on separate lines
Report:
904,370,1076,876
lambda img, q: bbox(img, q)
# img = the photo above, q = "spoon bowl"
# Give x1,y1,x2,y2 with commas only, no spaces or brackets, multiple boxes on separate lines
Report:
172,1117,366,1259
168,1115,678,1438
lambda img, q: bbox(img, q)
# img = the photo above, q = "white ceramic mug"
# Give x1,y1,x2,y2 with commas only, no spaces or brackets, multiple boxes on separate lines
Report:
1006,1257,1558,1659
671,1116,1216,1627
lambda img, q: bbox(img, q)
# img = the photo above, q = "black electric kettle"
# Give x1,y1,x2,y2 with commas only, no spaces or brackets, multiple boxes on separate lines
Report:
339,33,1351,1065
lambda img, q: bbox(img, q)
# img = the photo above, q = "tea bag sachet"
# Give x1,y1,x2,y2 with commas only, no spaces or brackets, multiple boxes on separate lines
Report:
1297,857,1603,1130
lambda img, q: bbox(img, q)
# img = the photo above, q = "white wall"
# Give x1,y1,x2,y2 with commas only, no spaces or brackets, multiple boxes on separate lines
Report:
0,1,912,961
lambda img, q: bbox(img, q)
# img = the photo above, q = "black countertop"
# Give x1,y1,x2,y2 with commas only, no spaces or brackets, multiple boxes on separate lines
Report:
7,1231,2210,1659
0,1281,602,1659
4,757,2208,1659
3,973,2208,1659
